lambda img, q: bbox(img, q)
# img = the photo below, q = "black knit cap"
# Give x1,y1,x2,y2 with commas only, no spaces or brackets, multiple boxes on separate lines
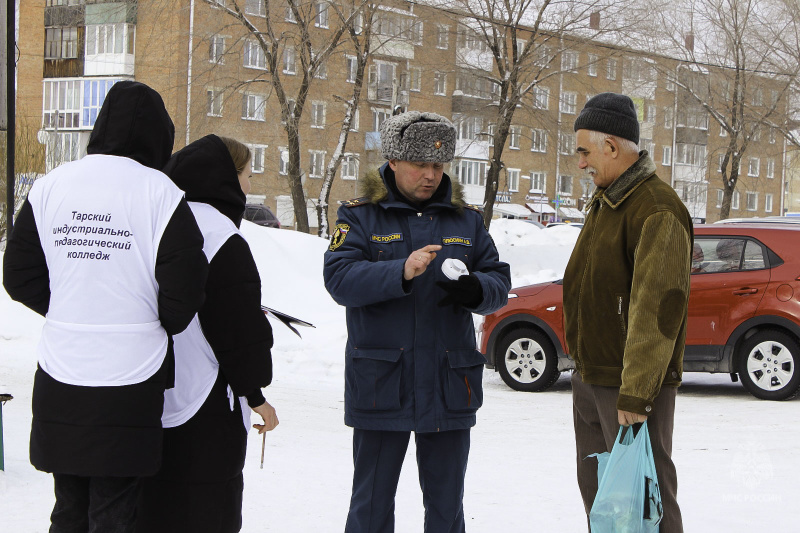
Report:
573,92,640,145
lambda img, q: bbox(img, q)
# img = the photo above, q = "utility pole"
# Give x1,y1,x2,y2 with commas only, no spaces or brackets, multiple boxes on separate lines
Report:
3,0,16,236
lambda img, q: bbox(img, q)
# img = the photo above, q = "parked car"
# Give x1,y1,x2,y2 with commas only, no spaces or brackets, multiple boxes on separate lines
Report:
244,204,281,228
479,223,800,400
545,222,584,229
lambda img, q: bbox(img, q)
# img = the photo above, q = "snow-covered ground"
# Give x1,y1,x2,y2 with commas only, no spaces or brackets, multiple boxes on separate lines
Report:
1,219,798,532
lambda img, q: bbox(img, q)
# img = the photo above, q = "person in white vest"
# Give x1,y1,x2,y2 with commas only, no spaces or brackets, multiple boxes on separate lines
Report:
2,81,208,532
135,135,278,533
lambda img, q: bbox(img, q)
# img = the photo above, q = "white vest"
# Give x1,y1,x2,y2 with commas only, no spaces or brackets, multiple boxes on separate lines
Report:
162,202,250,430
28,154,185,387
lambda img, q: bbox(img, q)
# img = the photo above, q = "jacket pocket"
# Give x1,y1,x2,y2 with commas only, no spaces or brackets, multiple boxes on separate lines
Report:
349,348,403,411
444,349,486,413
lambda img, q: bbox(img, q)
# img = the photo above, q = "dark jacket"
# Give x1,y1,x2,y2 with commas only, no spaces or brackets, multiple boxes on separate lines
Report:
563,152,693,415
324,163,511,432
2,81,208,476
163,134,274,408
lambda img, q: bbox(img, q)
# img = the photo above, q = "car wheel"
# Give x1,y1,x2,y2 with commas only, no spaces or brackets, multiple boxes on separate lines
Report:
737,329,800,401
496,327,560,392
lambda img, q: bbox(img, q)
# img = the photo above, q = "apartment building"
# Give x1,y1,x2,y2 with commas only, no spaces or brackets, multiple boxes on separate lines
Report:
17,0,790,230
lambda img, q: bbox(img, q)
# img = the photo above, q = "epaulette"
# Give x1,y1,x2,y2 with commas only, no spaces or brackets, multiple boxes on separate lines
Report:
342,197,370,208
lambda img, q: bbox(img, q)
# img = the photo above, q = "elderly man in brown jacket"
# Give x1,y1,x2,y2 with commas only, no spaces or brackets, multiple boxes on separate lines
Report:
563,92,692,532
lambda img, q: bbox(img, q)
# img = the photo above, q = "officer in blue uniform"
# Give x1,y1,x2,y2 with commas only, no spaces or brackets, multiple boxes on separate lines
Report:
324,111,512,533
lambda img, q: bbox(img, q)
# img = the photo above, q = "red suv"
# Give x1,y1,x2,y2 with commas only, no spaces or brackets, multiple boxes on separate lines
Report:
480,223,800,400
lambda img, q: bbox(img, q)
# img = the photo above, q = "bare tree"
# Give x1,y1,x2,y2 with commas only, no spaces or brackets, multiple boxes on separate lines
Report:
213,0,366,233
651,0,800,219
1,110,47,246
314,1,376,237
440,0,651,227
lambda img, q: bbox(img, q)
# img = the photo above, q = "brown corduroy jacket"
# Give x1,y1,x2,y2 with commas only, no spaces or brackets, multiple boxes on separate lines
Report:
563,152,693,415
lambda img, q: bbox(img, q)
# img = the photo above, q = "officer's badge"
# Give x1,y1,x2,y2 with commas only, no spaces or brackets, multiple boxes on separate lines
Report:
329,223,350,251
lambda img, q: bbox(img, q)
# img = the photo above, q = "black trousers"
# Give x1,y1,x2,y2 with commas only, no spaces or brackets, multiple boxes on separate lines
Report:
345,428,471,533
50,474,140,533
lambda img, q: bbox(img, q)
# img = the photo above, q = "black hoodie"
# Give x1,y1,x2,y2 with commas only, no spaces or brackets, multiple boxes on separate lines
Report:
87,80,176,170
163,135,273,407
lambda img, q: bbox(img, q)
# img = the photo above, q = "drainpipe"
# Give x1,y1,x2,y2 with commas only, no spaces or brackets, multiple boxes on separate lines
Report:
780,135,787,215
185,0,195,146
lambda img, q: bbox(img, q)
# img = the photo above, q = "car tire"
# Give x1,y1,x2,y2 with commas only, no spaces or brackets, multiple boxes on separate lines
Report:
736,329,800,401
496,327,560,392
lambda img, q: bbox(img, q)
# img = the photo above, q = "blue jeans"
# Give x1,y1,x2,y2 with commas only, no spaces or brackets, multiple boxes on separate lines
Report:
50,474,140,533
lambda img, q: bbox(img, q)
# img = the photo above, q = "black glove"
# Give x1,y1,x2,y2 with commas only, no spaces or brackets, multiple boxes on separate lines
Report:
436,273,483,308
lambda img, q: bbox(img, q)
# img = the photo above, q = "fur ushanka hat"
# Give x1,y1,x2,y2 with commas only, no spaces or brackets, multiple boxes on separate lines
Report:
379,111,456,163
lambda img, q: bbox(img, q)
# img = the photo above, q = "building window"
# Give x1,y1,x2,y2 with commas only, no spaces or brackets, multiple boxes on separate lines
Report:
434,72,447,95
677,108,709,130
313,49,327,78
347,105,360,131
437,24,449,49
751,88,763,106
509,126,521,149
533,45,552,68
372,108,391,131
209,35,226,63
487,124,495,146
243,40,267,70
642,140,655,155
606,58,617,80
409,67,421,92
664,107,674,129
283,47,296,74
644,104,656,123
746,191,758,211
454,115,483,141
718,154,725,172
282,99,296,123
285,4,297,22
530,171,546,193
732,190,740,210
81,78,118,127
558,175,573,196
454,159,487,186
662,146,672,166
45,27,78,59
346,55,357,83
279,147,289,175
315,2,329,28
507,169,520,192
587,54,598,77
561,50,578,72
717,189,723,208
43,79,81,129
765,193,773,212
247,144,266,173
560,91,577,114
245,0,266,16
207,89,223,116
311,101,326,128
242,93,266,121
46,132,82,170
409,20,423,45
675,143,706,166
86,23,135,56
767,158,775,179
665,76,675,91
533,86,549,110
309,150,326,178
748,157,760,177
531,129,547,153
559,131,575,155
341,154,359,180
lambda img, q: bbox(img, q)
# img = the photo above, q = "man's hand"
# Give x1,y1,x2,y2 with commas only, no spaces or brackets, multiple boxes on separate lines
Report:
436,274,483,308
252,399,279,434
403,245,442,281
618,409,647,426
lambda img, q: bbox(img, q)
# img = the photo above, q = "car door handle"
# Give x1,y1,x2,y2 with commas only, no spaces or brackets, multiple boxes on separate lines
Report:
733,288,759,295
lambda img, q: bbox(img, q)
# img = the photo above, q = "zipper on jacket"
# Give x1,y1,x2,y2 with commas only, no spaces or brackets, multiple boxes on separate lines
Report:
617,295,627,337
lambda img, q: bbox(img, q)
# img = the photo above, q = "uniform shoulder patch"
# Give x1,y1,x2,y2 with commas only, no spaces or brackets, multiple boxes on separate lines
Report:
343,197,370,208
329,223,351,251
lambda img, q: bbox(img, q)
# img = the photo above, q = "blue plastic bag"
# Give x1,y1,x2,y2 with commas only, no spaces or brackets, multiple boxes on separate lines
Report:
589,421,663,533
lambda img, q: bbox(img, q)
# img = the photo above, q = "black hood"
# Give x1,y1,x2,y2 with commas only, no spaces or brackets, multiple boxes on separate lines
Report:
163,135,246,227
86,81,175,170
